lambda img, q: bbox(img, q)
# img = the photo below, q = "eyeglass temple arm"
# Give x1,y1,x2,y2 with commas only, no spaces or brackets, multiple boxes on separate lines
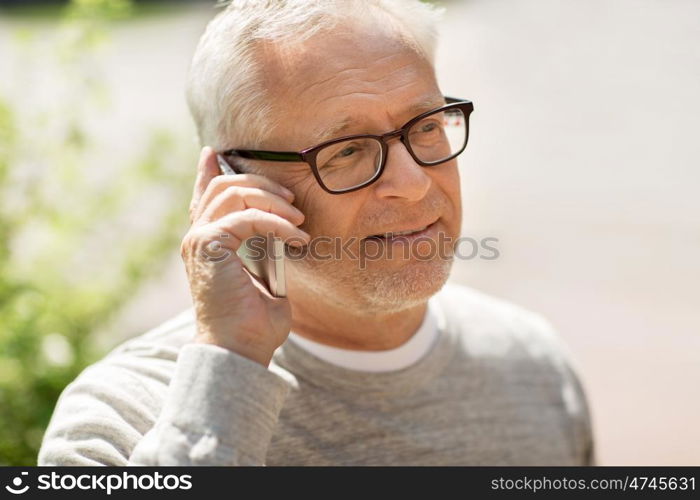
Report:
221,149,303,162
444,96,474,115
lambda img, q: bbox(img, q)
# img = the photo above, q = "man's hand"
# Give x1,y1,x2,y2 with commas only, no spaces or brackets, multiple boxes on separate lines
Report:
181,147,309,367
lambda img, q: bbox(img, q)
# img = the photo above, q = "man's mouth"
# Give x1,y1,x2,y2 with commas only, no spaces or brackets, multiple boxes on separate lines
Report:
365,219,438,241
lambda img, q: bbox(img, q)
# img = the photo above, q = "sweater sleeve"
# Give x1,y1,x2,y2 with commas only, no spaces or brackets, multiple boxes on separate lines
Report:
38,343,292,466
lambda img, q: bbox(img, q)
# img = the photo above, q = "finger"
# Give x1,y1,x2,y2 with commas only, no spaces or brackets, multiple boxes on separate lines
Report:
192,171,295,222
189,147,220,224
183,209,310,262
197,186,305,227
212,209,310,249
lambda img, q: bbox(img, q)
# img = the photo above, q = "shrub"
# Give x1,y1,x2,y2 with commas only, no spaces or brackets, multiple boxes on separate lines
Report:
0,0,195,465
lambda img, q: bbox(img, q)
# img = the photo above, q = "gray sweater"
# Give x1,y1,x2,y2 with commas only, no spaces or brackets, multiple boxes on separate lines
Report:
38,284,594,466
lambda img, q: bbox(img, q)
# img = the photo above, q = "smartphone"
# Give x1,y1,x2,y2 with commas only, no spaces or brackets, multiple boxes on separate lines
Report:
216,154,287,298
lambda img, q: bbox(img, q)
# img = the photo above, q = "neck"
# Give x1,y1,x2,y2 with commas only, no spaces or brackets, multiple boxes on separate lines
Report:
289,294,428,351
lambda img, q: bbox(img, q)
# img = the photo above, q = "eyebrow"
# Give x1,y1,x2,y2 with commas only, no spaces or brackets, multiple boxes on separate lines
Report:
309,95,446,147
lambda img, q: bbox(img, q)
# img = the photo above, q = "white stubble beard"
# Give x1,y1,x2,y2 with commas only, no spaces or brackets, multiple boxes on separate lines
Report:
287,247,455,314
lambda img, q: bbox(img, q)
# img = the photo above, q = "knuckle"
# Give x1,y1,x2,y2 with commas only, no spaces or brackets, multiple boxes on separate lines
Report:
181,227,205,252
224,185,245,198
209,174,229,191
244,207,268,220
180,233,193,258
185,228,234,260
234,173,252,184
222,209,246,225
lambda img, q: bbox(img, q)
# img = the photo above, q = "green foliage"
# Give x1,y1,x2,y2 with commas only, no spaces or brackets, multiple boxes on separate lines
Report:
0,0,195,465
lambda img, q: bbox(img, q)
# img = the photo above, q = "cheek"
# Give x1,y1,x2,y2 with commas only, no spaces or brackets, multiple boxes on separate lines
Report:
292,180,338,235
434,163,462,227
296,189,368,238
434,162,461,201
271,169,322,227
444,159,461,188
292,183,322,232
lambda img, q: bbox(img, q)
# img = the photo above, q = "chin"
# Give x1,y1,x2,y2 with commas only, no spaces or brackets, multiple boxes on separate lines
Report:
353,257,454,313
288,253,454,314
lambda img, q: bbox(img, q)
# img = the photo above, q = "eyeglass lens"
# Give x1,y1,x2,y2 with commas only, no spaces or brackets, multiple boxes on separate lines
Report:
314,107,468,191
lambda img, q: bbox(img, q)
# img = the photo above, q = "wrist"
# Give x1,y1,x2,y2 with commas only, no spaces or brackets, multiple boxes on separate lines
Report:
192,331,274,367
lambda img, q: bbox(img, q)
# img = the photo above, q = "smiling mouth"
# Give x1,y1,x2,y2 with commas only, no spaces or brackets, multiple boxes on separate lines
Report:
365,220,437,240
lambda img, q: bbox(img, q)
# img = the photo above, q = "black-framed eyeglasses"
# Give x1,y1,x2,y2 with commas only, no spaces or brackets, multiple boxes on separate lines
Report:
219,96,474,194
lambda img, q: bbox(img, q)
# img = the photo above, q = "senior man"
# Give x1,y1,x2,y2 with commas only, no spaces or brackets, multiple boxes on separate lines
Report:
39,0,594,466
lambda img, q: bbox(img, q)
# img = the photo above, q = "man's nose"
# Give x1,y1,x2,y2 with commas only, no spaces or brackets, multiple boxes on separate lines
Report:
373,139,432,201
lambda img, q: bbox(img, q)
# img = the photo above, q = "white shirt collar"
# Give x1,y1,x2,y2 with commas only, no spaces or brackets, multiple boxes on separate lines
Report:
286,298,444,373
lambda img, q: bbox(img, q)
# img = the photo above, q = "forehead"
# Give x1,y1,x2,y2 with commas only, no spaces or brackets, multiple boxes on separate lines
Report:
257,23,442,149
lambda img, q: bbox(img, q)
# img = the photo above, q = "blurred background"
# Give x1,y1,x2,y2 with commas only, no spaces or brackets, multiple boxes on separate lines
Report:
0,0,697,465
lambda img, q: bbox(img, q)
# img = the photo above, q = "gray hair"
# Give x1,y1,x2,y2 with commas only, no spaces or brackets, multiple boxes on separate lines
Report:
185,0,443,151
